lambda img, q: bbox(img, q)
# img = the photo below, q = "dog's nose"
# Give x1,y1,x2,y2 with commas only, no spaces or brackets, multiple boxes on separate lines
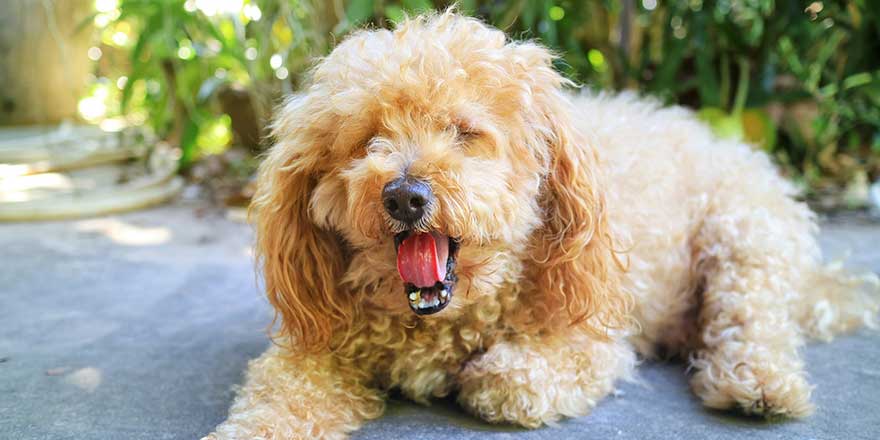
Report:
382,177,433,224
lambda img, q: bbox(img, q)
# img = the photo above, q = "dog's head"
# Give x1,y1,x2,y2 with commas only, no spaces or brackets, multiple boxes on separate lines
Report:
253,11,629,351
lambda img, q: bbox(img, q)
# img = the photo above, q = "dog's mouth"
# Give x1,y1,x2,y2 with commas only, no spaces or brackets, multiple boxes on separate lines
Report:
394,231,459,315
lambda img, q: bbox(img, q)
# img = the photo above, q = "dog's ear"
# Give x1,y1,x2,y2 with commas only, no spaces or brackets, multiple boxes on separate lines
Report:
251,94,350,352
508,42,632,339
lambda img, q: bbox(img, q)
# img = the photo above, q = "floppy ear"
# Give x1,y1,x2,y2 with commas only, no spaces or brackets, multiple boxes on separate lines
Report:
510,43,632,339
250,95,350,352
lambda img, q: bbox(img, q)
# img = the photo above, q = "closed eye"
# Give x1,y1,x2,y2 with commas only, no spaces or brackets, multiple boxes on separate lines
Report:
451,122,481,142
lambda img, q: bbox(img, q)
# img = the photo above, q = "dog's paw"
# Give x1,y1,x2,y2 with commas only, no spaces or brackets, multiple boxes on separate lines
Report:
457,368,553,427
690,354,815,418
456,342,586,428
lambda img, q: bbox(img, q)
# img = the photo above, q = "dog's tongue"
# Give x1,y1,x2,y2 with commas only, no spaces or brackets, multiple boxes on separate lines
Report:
397,232,449,288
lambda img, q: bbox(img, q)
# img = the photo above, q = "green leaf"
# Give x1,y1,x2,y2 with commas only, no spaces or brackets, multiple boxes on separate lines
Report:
697,107,744,141
805,31,844,92
842,72,875,90
519,0,540,28
346,0,374,25
179,118,200,168
457,0,477,14
693,12,720,107
777,37,804,77
402,0,433,14
385,5,405,23
121,11,164,112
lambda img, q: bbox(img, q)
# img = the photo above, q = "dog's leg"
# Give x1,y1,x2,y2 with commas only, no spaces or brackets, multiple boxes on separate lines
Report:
204,346,384,440
456,334,634,428
689,259,815,418
689,155,819,418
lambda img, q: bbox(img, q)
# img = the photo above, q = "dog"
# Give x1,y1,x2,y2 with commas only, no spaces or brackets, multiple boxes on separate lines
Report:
206,11,878,439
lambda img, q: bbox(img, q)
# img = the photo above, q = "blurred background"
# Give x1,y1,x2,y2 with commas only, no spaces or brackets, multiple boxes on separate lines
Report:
1,0,879,220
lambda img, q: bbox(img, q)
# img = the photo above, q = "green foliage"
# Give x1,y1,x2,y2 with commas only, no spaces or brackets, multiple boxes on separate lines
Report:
464,0,878,192
90,0,329,167
85,0,880,195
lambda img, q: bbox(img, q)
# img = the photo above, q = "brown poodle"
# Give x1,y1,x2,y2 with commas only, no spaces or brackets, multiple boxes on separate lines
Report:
206,11,878,439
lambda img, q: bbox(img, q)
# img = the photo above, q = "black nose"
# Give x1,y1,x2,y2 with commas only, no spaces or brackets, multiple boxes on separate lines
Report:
382,177,433,224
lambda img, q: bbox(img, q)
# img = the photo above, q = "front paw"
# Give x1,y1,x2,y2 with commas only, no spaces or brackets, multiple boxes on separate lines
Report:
456,343,571,428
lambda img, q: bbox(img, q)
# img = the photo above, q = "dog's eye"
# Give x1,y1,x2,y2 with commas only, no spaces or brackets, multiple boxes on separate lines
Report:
450,122,480,141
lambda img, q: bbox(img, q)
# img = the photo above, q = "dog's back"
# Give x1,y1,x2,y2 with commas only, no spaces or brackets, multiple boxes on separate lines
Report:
570,92,878,356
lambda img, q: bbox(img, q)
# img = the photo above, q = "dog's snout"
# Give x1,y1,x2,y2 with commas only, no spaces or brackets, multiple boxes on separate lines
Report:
382,177,433,224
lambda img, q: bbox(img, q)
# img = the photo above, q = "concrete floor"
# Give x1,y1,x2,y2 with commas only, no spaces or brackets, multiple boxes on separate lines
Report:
1,203,878,440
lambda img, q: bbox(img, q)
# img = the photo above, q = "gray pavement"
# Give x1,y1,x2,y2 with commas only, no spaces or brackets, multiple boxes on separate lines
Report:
1,203,878,440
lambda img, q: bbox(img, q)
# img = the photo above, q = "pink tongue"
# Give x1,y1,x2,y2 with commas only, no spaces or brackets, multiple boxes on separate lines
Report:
396,232,449,288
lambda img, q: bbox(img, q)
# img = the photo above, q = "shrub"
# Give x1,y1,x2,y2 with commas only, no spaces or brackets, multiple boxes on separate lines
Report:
86,0,879,200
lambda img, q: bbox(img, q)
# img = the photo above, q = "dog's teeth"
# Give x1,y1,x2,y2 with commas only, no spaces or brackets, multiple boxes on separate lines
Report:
440,289,448,299
409,291,419,302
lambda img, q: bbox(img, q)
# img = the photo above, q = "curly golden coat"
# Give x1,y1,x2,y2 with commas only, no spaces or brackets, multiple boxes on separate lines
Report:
206,11,878,439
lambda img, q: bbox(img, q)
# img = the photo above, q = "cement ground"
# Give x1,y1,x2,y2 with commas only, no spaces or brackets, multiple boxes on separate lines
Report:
1,203,878,440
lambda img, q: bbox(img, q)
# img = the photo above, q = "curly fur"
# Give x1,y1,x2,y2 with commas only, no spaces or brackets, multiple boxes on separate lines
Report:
205,10,879,439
